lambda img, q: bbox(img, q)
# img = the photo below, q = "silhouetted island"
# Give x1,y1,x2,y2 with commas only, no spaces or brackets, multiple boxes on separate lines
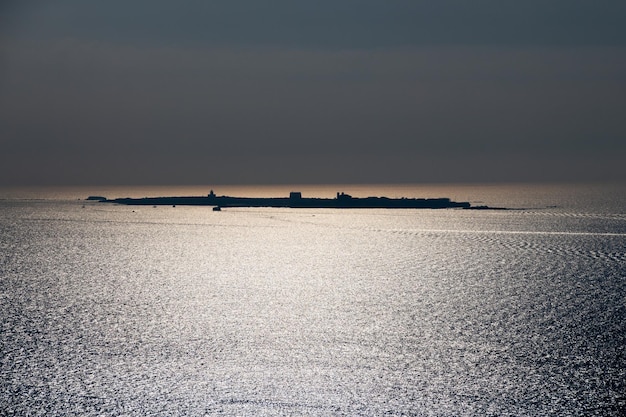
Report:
96,190,505,210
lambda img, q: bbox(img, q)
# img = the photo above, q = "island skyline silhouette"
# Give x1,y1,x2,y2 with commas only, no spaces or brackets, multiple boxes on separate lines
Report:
88,189,505,210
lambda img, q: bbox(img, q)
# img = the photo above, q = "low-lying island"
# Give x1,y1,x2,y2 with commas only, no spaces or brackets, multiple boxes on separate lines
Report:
90,190,504,210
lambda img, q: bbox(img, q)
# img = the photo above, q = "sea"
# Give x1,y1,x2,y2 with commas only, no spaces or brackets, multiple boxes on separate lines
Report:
1,183,624,416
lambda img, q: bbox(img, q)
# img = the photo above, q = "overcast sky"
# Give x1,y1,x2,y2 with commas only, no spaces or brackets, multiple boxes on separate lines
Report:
1,1,625,185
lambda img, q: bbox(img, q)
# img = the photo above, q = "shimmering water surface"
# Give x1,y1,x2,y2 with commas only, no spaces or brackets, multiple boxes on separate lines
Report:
1,184,625,416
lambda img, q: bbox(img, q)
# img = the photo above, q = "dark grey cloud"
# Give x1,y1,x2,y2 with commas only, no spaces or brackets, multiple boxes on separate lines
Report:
0,2,625,185
3,1,626,48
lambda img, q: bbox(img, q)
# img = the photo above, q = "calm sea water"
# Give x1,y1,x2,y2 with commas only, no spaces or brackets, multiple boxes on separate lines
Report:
1,183,625,416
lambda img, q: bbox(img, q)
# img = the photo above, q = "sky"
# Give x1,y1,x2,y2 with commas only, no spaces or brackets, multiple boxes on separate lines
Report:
1,1,625,185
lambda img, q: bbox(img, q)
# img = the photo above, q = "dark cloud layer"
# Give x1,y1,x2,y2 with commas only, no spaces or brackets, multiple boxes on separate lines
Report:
4,1,626,47
1,2,625,185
